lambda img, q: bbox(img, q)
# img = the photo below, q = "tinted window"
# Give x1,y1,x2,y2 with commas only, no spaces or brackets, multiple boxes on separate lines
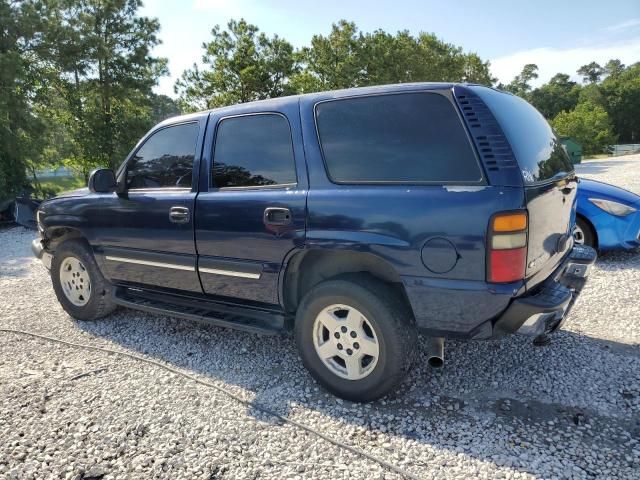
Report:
315,93,481,183
472,86,574,184
213,114,296,188
127,123,199,189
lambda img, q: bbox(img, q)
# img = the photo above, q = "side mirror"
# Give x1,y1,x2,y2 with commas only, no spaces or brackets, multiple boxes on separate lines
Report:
88,168,117,193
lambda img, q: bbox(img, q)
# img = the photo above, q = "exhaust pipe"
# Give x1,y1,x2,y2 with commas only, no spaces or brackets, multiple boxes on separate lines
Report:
426,337,444,368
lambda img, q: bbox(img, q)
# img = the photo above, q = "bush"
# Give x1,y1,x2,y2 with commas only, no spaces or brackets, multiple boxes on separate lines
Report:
552,101,617,155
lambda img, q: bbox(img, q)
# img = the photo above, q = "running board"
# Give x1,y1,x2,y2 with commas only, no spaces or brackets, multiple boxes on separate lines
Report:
112,286,285,336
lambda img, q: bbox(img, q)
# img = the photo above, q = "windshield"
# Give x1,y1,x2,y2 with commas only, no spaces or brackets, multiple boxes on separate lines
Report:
471,86,574,184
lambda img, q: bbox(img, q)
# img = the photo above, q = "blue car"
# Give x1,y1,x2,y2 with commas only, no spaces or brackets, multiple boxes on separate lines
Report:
575,178,640,251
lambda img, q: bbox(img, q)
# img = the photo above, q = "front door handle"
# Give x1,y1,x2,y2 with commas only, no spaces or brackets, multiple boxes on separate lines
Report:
264,207,292,226
169,206,190,224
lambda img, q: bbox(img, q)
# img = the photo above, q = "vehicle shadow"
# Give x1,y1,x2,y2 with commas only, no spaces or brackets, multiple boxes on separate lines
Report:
575,160,633,175
73,305,640,477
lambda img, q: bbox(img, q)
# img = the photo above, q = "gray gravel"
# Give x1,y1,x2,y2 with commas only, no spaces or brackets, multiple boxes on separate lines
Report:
1,155,640,480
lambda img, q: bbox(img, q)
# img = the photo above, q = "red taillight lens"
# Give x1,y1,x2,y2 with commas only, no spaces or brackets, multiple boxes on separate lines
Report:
488,248,527,283
488,211,528,283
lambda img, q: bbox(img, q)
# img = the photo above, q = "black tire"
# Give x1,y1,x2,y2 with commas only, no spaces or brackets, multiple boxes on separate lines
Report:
575,217,596,248
51,240,117,321
294,274,417,402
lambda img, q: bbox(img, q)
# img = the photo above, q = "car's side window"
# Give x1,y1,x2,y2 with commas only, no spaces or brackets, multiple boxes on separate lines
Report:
126,122,200,189
315,93,482,184
212,114,296,188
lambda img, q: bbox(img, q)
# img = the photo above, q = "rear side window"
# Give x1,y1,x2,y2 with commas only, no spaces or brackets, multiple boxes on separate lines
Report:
315,93,482,183
472,87,574,184
127,123,199,189
212,114,296,188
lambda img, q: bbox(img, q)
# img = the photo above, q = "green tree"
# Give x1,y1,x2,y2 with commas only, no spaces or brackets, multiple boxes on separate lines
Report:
0,0,45,199
39,0,167,180
552,101,616,154
295,20,495,90
297,20,363,90
603,59,625,78
150,94,181,123
600,62,640,143
529,73,581,119
577,62,604,84
501,64,538,97
176,19,298,110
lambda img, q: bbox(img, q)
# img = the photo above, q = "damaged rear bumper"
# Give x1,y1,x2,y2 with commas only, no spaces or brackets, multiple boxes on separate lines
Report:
493,244,597,337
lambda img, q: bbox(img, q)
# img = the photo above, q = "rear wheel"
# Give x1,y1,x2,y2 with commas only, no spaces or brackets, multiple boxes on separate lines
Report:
573,217,596,248
51,240,117,321
295,275,417,402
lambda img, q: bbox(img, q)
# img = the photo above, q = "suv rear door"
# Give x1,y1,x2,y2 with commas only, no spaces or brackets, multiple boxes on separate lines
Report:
471,87,576,286
194,101,307,307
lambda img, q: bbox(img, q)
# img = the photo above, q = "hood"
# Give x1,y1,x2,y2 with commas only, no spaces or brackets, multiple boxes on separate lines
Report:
51,187,91,200
39,187,91,209
578,178,640,207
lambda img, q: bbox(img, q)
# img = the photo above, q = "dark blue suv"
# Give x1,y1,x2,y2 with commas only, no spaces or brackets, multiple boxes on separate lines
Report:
33,83,596,401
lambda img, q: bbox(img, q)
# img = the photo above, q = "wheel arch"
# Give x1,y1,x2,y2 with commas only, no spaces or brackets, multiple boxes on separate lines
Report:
44,226,89,251
576,213,598,249
281,249,412,318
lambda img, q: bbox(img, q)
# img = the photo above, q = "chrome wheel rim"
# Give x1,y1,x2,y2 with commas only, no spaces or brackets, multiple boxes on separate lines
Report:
312,304,380,381
59,257,91,306
573,224,585,245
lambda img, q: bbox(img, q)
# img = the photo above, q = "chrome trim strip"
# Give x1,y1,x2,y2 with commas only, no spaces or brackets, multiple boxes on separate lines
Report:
199,267,261,279
105,255,195,271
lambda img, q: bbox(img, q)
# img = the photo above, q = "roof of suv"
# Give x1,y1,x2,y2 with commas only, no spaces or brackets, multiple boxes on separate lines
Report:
159,82,485,127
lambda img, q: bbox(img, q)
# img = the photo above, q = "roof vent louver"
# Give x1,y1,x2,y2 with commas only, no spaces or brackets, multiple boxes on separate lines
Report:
452,86,522,187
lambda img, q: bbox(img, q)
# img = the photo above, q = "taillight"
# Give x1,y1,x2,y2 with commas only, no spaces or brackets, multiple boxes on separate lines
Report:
488,211,528,283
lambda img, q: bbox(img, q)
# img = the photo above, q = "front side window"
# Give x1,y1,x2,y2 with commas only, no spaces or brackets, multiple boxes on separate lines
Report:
126,123,199,189
315,92,482,183
212,114,296,188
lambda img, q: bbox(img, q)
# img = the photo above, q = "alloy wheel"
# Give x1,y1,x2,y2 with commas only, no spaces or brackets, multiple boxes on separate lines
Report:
312,304,380,380
59,257,92,307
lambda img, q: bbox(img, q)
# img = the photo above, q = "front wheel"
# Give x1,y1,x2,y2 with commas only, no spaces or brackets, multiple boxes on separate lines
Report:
51,240,117,321
573,217,596,248
295,275,417,402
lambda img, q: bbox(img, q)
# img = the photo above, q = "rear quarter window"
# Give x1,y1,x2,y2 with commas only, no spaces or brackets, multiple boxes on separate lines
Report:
472,86,574,184
315,92,483,184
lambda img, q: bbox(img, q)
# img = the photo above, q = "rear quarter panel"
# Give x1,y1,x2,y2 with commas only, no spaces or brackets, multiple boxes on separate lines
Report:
305,185,525,281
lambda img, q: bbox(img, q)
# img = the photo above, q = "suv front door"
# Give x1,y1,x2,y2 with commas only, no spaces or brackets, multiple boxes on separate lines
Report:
93,117,206,293
195,105,308,307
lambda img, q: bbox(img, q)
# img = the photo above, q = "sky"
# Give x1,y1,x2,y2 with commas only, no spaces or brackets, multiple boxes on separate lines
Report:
140,0,640,97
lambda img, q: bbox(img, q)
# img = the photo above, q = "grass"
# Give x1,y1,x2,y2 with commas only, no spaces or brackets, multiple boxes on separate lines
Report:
37,175,85,197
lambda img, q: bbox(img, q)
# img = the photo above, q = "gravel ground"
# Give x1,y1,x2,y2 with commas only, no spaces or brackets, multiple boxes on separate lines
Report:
1,155,639,480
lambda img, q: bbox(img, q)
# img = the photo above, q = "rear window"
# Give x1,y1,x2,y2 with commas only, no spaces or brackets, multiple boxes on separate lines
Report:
472,86,574,184
315,93,482,183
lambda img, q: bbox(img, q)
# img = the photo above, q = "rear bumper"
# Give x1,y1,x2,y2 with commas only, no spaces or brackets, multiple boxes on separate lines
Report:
493,244,597,337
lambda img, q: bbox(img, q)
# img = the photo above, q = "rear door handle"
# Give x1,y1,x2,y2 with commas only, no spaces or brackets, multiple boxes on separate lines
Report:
169,206,190,224
264,207,292,226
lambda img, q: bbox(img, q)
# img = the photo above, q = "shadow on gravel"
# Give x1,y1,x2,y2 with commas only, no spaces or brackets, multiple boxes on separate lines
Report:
0,256,36,278
73,302,640,477
597,248,640,270
576,160,633,175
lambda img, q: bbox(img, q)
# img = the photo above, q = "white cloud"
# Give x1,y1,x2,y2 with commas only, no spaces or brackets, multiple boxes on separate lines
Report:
490,38,640,86
605,18,640,32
